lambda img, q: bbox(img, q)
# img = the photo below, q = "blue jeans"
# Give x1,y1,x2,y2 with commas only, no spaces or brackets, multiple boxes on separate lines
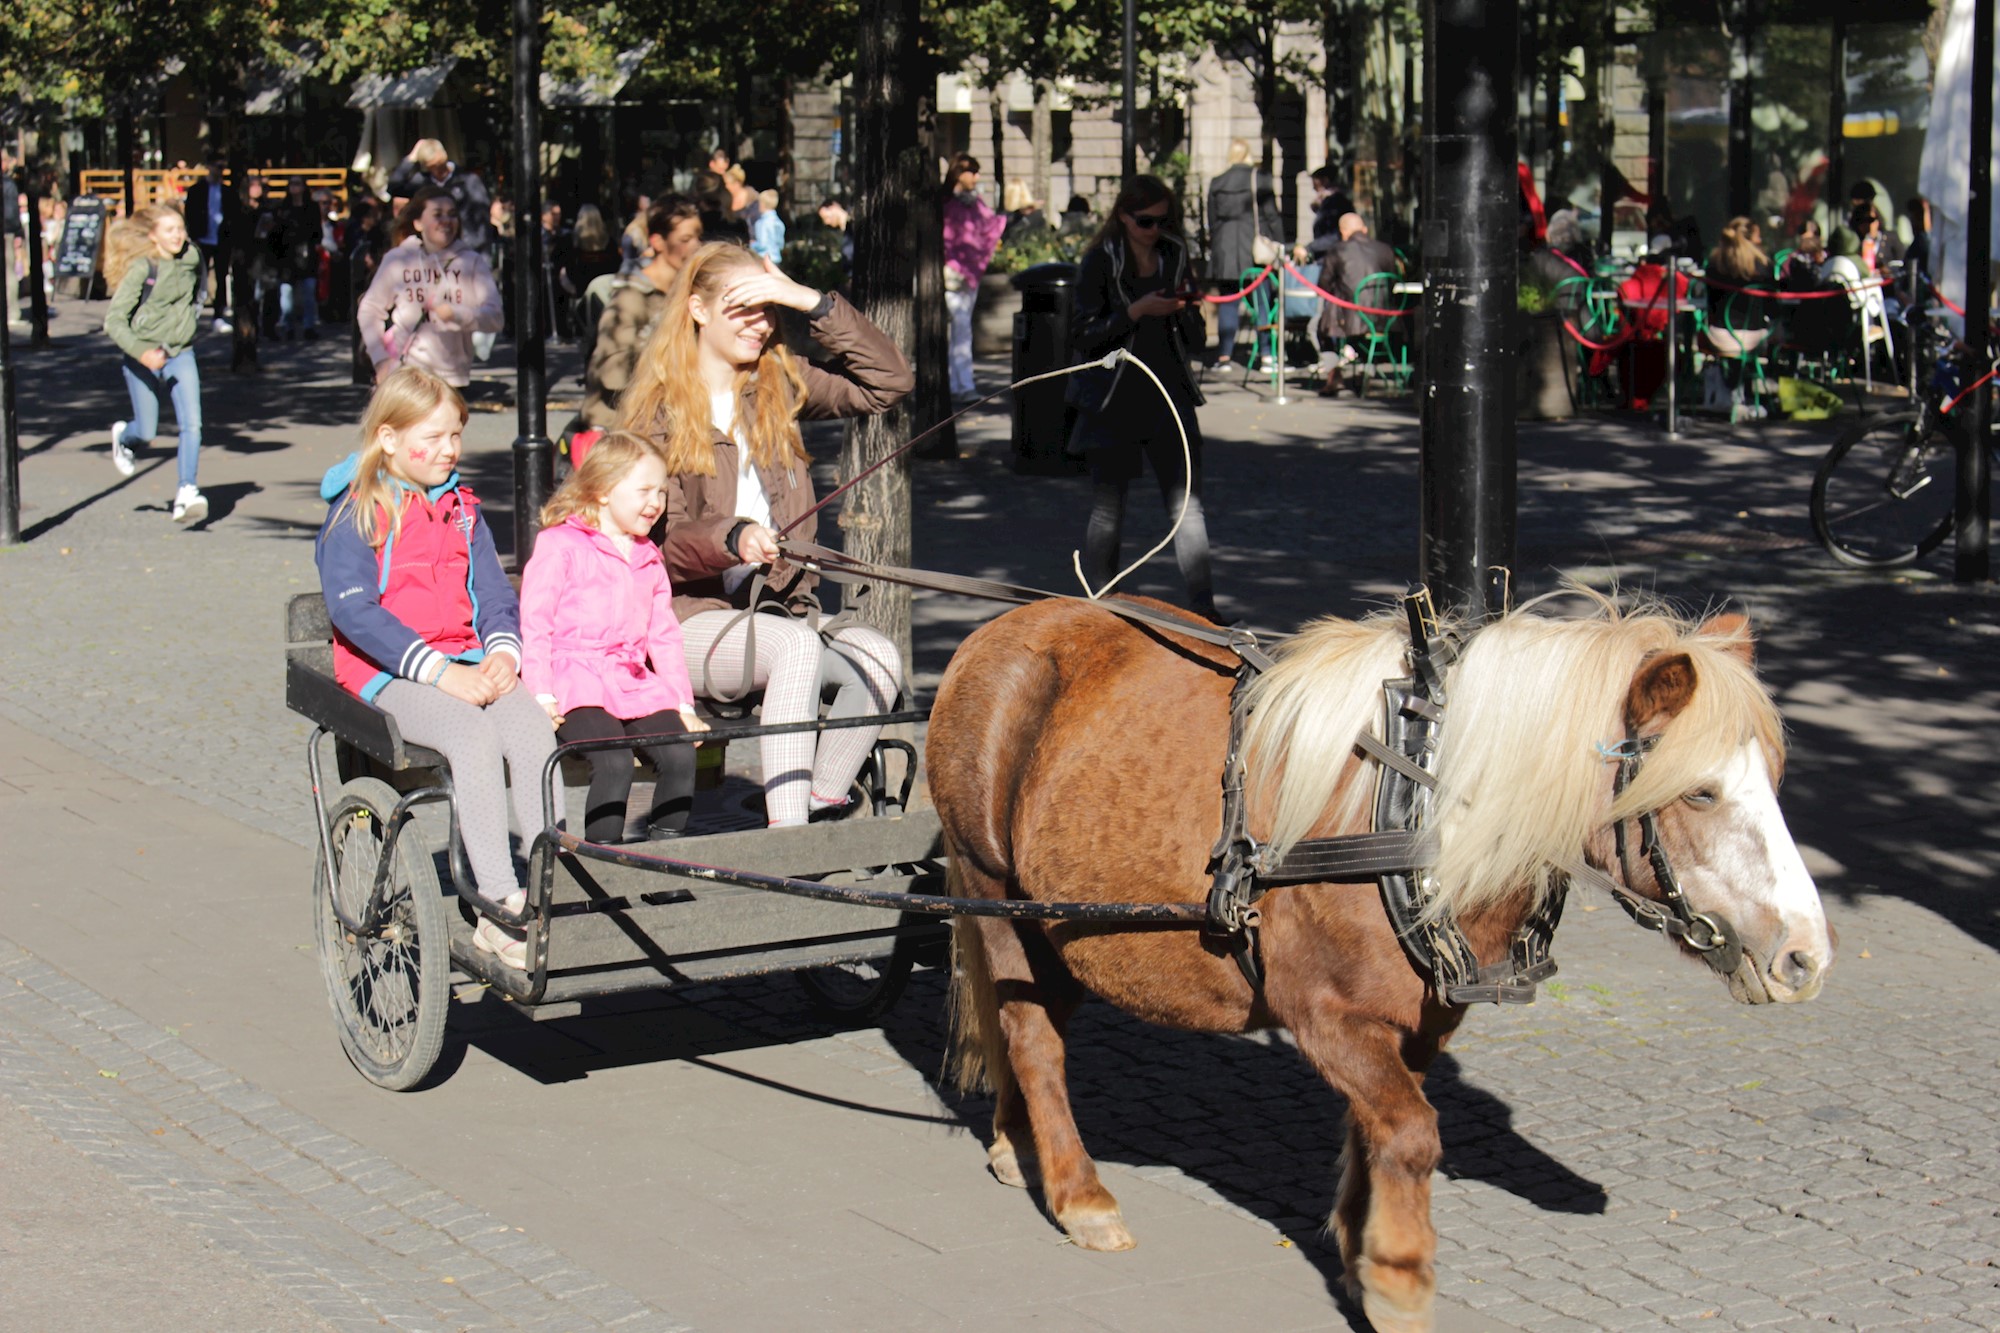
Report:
118,349,203,488
279,279,318,331
1214,297,1241,363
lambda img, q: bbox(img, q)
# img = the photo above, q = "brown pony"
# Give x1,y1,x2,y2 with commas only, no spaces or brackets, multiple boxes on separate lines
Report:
928,590,1832,1333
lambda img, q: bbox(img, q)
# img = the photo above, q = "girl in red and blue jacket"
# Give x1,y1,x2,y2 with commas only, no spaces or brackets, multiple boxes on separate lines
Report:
315,367,560,971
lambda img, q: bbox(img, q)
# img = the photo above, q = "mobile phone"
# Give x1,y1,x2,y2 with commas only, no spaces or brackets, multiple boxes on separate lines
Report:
1175,273,1204,304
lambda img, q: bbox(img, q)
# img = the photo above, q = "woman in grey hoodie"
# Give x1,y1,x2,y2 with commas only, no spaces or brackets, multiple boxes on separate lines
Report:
105,202,209,523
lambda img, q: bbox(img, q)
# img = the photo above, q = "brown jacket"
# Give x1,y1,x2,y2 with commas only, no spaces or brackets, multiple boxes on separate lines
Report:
658,291,914,620
581,273,668,429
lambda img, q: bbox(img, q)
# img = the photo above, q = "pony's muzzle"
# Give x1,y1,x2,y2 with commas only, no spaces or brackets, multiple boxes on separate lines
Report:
1758,924,1834,1003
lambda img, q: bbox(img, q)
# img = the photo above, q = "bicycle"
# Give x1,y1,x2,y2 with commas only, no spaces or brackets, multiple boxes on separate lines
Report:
1810,309,1994,568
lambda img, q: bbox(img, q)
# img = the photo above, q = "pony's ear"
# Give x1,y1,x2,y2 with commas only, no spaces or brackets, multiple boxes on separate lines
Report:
1698,611,1755,664
1626,651,1697,733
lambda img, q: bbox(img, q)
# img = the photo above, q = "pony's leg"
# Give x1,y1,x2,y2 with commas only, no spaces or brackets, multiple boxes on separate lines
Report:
950,914,1035,1188
971,917,1133,1251
1294,1016,1440,1333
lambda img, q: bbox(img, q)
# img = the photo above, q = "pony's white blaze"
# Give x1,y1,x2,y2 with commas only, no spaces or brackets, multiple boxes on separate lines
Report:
1710,742,1831,999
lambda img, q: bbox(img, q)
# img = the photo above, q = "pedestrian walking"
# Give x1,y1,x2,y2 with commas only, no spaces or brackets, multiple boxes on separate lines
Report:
387,139,491,254
103,203,210,524
617,243,914,827
1204,139,1283,370
314,367,558,971
1066,175,1217,621
749,190,785,264
580,196,701,431
356,186,503,388
942,154,1005,404
188,158,236,326
274,178,323,340
520,433,709,844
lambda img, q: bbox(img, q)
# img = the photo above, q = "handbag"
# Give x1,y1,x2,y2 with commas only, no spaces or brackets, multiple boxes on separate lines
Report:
1250,169,1282,268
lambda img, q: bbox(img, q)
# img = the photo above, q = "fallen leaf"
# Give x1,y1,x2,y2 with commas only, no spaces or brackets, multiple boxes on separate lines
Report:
440,1277,456,1285
97,1070,118,1079
59,547,70,555
152,1128,166,1136
1275,1238,1294,1248
1858,949,1871,959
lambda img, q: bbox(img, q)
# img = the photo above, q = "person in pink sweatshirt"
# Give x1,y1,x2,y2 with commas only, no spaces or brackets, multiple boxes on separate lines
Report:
357,185,504,387
942,154,1007,403
520,432,709,843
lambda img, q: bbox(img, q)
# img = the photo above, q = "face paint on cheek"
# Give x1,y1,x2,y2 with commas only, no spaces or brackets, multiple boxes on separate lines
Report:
407,448,429,463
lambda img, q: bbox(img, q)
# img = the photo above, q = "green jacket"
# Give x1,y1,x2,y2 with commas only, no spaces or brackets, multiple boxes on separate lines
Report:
104,243,203,360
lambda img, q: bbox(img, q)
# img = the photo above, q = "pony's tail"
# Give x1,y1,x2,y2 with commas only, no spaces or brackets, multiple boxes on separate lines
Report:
944,853,1003,1097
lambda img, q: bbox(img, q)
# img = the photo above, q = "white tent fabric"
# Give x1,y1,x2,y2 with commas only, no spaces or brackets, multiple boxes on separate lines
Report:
1917,0,1998,329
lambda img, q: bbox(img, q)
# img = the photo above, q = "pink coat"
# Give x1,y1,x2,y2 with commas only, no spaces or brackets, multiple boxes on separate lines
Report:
520,517,696,719
944,193,1007,286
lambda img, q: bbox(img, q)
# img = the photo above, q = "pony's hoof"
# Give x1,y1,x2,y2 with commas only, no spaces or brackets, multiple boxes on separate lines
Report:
1347,1259,1435,1333
1059,1206,1136,1252
988,1140,1036,1189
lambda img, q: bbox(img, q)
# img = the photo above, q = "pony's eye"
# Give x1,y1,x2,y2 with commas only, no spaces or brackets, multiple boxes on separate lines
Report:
1684,789,1719,808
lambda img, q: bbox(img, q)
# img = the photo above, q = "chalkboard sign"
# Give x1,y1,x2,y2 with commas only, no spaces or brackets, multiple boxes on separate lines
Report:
55,196,106,280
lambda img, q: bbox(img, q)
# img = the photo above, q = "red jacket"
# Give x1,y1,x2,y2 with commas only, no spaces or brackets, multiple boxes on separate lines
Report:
317,462,522,701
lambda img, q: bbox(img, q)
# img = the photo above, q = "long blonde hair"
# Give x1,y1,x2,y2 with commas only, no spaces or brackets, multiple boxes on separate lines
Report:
1709,216,1769,283
615,242,809,478
335,367,469,548
103,203,182,289
541,431,660,529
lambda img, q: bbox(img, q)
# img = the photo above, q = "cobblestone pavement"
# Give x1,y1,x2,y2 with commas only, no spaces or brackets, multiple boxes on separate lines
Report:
3,308,1999,1330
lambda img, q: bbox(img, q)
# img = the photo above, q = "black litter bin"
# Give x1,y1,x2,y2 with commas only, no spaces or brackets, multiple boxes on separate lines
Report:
1010,262,1082,475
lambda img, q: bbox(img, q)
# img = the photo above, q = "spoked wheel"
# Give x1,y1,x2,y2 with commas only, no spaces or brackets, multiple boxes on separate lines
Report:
796,925,917,1023
313,777,450,1090
1811,410,1962,568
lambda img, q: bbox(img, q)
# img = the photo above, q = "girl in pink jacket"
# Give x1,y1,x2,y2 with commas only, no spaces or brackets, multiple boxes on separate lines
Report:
520,433,708,843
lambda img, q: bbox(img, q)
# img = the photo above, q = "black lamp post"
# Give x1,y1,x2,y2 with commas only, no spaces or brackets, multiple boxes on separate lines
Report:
511,0,553,566
1121,0,1137,180
1418,0,1519,621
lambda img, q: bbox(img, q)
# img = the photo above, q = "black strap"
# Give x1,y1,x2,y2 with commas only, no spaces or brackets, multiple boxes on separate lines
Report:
779,537,1280,673
1256,829,1437,885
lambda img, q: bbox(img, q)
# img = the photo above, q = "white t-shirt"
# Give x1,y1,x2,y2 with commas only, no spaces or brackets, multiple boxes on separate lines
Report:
713,390,774,594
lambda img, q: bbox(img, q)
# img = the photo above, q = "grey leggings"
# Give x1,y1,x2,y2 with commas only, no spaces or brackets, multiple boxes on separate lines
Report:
374,681,563,902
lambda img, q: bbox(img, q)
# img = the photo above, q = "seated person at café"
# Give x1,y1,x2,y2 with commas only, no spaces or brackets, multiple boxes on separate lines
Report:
1302,212,1400,397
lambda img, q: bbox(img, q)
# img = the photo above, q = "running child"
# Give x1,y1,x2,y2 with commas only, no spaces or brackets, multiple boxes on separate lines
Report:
315,367,559,970
104,202,209,523
520,433,708,844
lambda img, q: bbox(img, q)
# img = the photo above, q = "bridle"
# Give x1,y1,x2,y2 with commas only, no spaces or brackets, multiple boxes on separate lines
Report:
1588,730,1747,977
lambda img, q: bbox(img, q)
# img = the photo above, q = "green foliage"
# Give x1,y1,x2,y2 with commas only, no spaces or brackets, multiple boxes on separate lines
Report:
989,227,1086,273
781,225,849,294
1518,282,1553,314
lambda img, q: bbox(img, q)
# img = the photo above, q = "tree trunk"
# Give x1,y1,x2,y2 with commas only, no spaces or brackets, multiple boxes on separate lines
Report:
989,81,1008,205
1031,80,1053,208
843,0,925,668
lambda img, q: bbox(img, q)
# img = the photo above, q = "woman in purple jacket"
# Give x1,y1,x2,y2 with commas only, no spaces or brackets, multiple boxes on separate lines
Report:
942,154,1007,404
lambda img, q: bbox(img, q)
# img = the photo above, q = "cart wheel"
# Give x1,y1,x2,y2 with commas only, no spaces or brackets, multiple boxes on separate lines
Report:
796,933,916,1023
313,777,451,1090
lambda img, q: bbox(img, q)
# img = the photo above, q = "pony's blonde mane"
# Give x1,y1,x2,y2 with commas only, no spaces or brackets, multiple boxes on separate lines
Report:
1243,589,1785,921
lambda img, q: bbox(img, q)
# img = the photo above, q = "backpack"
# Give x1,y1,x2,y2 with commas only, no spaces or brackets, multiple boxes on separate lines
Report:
130,248,207,317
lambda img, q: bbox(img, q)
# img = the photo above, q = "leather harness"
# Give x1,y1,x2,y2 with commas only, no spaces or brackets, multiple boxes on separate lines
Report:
782,542,1745,1004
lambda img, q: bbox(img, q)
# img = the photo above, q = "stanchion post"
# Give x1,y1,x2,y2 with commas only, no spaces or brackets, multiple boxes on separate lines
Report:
0,293,17,544
1272,268,1289,405
1418,0,1519,621
510,0,553,567
1665,247,1679,439
1953,0,1992,583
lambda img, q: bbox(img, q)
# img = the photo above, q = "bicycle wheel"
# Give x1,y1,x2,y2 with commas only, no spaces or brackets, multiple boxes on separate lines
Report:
313,777,451,1090
1810,410,1962,568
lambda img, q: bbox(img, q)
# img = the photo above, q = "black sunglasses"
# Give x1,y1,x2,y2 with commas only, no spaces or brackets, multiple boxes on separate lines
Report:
1129,211,1170,228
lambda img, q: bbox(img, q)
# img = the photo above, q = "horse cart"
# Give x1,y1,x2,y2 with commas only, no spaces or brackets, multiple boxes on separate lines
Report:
284,591,949,1090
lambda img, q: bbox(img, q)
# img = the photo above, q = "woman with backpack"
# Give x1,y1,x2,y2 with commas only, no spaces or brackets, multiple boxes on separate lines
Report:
104,202,209,524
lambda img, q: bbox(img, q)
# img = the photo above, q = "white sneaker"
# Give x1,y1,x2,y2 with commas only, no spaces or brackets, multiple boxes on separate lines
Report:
171,485,207,525
109,422,136,477
213,317,233,333
472,916,528,970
